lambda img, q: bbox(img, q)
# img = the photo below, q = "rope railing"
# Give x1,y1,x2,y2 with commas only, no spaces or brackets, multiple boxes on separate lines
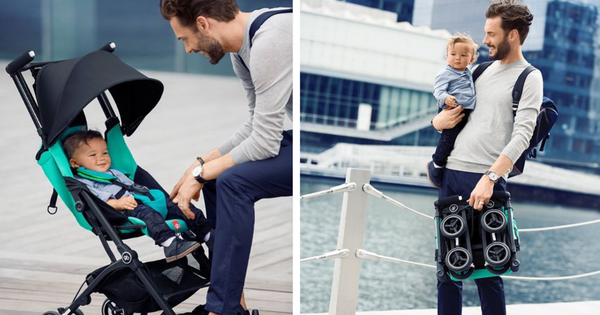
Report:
362,183,434,220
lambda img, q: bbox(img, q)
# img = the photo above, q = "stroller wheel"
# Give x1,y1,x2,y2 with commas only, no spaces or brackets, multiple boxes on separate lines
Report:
440,214,466,238
102,299,130,315
445,247,472,272
252,310,259,315
481,209,507,233
484,242,511,267
42,312,60,315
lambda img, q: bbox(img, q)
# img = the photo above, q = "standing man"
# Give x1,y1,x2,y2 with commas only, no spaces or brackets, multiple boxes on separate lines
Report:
159,1,292,315
431,1,542,314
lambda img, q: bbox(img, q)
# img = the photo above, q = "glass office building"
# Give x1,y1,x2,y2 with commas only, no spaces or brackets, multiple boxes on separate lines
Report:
0,0,292,76
300,0,450,152
338,0,415,23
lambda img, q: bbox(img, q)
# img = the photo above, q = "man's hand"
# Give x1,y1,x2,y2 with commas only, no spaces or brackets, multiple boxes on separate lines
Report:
445,95,457,108
467,175,495,211
432,105,465,131
172,171,202,220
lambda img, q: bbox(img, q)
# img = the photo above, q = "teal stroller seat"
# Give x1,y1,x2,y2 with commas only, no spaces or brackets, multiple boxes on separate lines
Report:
6,43,210,315
434,191,520,282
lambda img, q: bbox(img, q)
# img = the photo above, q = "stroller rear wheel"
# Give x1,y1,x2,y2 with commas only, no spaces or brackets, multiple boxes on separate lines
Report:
102,299,132,315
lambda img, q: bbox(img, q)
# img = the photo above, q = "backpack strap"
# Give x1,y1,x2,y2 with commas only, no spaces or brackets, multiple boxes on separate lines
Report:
472,61,494,82
511,65,537,116
236,8,293,71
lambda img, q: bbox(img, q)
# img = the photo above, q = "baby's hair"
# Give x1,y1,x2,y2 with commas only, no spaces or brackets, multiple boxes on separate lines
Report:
63,130,104,159
447,33,480,64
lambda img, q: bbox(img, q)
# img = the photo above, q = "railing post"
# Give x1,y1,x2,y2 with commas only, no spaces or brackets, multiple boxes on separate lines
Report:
328,168,371,315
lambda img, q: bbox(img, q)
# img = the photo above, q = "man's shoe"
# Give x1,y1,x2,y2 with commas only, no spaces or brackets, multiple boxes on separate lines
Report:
426,161,443,189
164,238,201,263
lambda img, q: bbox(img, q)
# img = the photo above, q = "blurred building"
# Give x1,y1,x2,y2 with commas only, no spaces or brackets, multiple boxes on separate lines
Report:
338,0,415,22
300,0,450,152
0,0,292,76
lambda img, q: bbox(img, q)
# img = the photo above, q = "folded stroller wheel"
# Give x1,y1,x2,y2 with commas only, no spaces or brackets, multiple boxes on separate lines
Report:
481,209,507,233
445,247,472,272
440,214,466,238
484,242,511,267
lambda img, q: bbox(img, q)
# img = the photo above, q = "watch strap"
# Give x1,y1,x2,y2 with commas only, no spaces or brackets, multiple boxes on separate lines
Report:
196,156,205,165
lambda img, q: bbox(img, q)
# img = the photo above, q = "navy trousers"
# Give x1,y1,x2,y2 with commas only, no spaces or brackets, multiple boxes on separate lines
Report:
432,109,471,167
123,196,212,245
438,169,507,315
203,130,293,315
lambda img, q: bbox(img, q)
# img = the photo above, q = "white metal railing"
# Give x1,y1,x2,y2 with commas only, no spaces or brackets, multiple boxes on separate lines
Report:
300,168,600,315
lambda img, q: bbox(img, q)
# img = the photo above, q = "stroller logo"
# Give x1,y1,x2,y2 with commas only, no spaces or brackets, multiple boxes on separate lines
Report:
122,252,132,264
173,221,181,230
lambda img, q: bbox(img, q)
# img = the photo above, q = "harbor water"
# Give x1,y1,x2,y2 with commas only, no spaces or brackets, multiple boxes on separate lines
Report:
300,176,600,313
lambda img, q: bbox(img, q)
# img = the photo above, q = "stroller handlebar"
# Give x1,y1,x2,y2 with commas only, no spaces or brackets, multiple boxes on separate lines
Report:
5,51,35,76
99,42,116,53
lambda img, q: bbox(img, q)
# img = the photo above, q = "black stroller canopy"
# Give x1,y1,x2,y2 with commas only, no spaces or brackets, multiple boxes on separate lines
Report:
36,50,164,147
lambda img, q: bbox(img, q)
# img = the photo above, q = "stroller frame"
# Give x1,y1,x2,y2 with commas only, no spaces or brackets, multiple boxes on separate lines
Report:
6,43,209,315
434,191,520,282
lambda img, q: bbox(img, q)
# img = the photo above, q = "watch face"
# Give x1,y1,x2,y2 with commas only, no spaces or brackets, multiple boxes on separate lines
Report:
192,165,203,177
487,171,498,181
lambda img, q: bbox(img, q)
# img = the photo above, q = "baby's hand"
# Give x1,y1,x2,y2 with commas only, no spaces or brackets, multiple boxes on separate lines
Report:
445,95,457,107
118,197,138,210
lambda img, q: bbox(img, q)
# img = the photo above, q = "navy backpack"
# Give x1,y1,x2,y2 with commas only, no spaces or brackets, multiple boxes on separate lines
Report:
472,61,559,178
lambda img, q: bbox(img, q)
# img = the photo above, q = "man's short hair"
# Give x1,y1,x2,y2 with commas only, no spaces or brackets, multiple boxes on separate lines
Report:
159,0,240,27
485,0,534,45
63,130,104,159
447,33,480,63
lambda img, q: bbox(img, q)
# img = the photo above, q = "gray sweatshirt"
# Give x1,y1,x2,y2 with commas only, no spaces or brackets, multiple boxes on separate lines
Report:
217,8,293,164
446,60,543,177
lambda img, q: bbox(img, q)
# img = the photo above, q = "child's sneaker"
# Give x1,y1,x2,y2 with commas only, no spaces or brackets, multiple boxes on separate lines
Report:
426,161,443,189
164,238,201,263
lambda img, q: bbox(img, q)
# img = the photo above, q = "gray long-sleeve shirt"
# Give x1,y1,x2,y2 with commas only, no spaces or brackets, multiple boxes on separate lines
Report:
446,60,543,177
217,8,293,164
433,65,476,110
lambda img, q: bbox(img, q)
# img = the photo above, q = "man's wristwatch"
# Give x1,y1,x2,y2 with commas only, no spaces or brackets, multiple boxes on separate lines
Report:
192,164,209,184
484,170,499,183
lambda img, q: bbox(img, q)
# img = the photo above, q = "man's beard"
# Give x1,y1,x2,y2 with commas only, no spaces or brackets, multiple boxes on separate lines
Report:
195,33,226,65
488,35,511,61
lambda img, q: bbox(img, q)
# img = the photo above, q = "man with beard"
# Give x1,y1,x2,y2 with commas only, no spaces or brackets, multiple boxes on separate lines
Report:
431,1,542,314
159,1,292,315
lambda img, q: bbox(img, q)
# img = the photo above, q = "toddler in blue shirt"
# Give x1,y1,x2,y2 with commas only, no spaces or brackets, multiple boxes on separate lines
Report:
427,33,479,188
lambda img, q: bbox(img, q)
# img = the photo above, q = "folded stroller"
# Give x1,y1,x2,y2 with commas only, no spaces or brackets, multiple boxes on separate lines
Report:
6,43,210,315
434,191,520,282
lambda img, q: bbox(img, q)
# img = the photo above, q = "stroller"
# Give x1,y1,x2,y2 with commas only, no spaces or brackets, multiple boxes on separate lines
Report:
434,191,520,282
5,43,211,315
